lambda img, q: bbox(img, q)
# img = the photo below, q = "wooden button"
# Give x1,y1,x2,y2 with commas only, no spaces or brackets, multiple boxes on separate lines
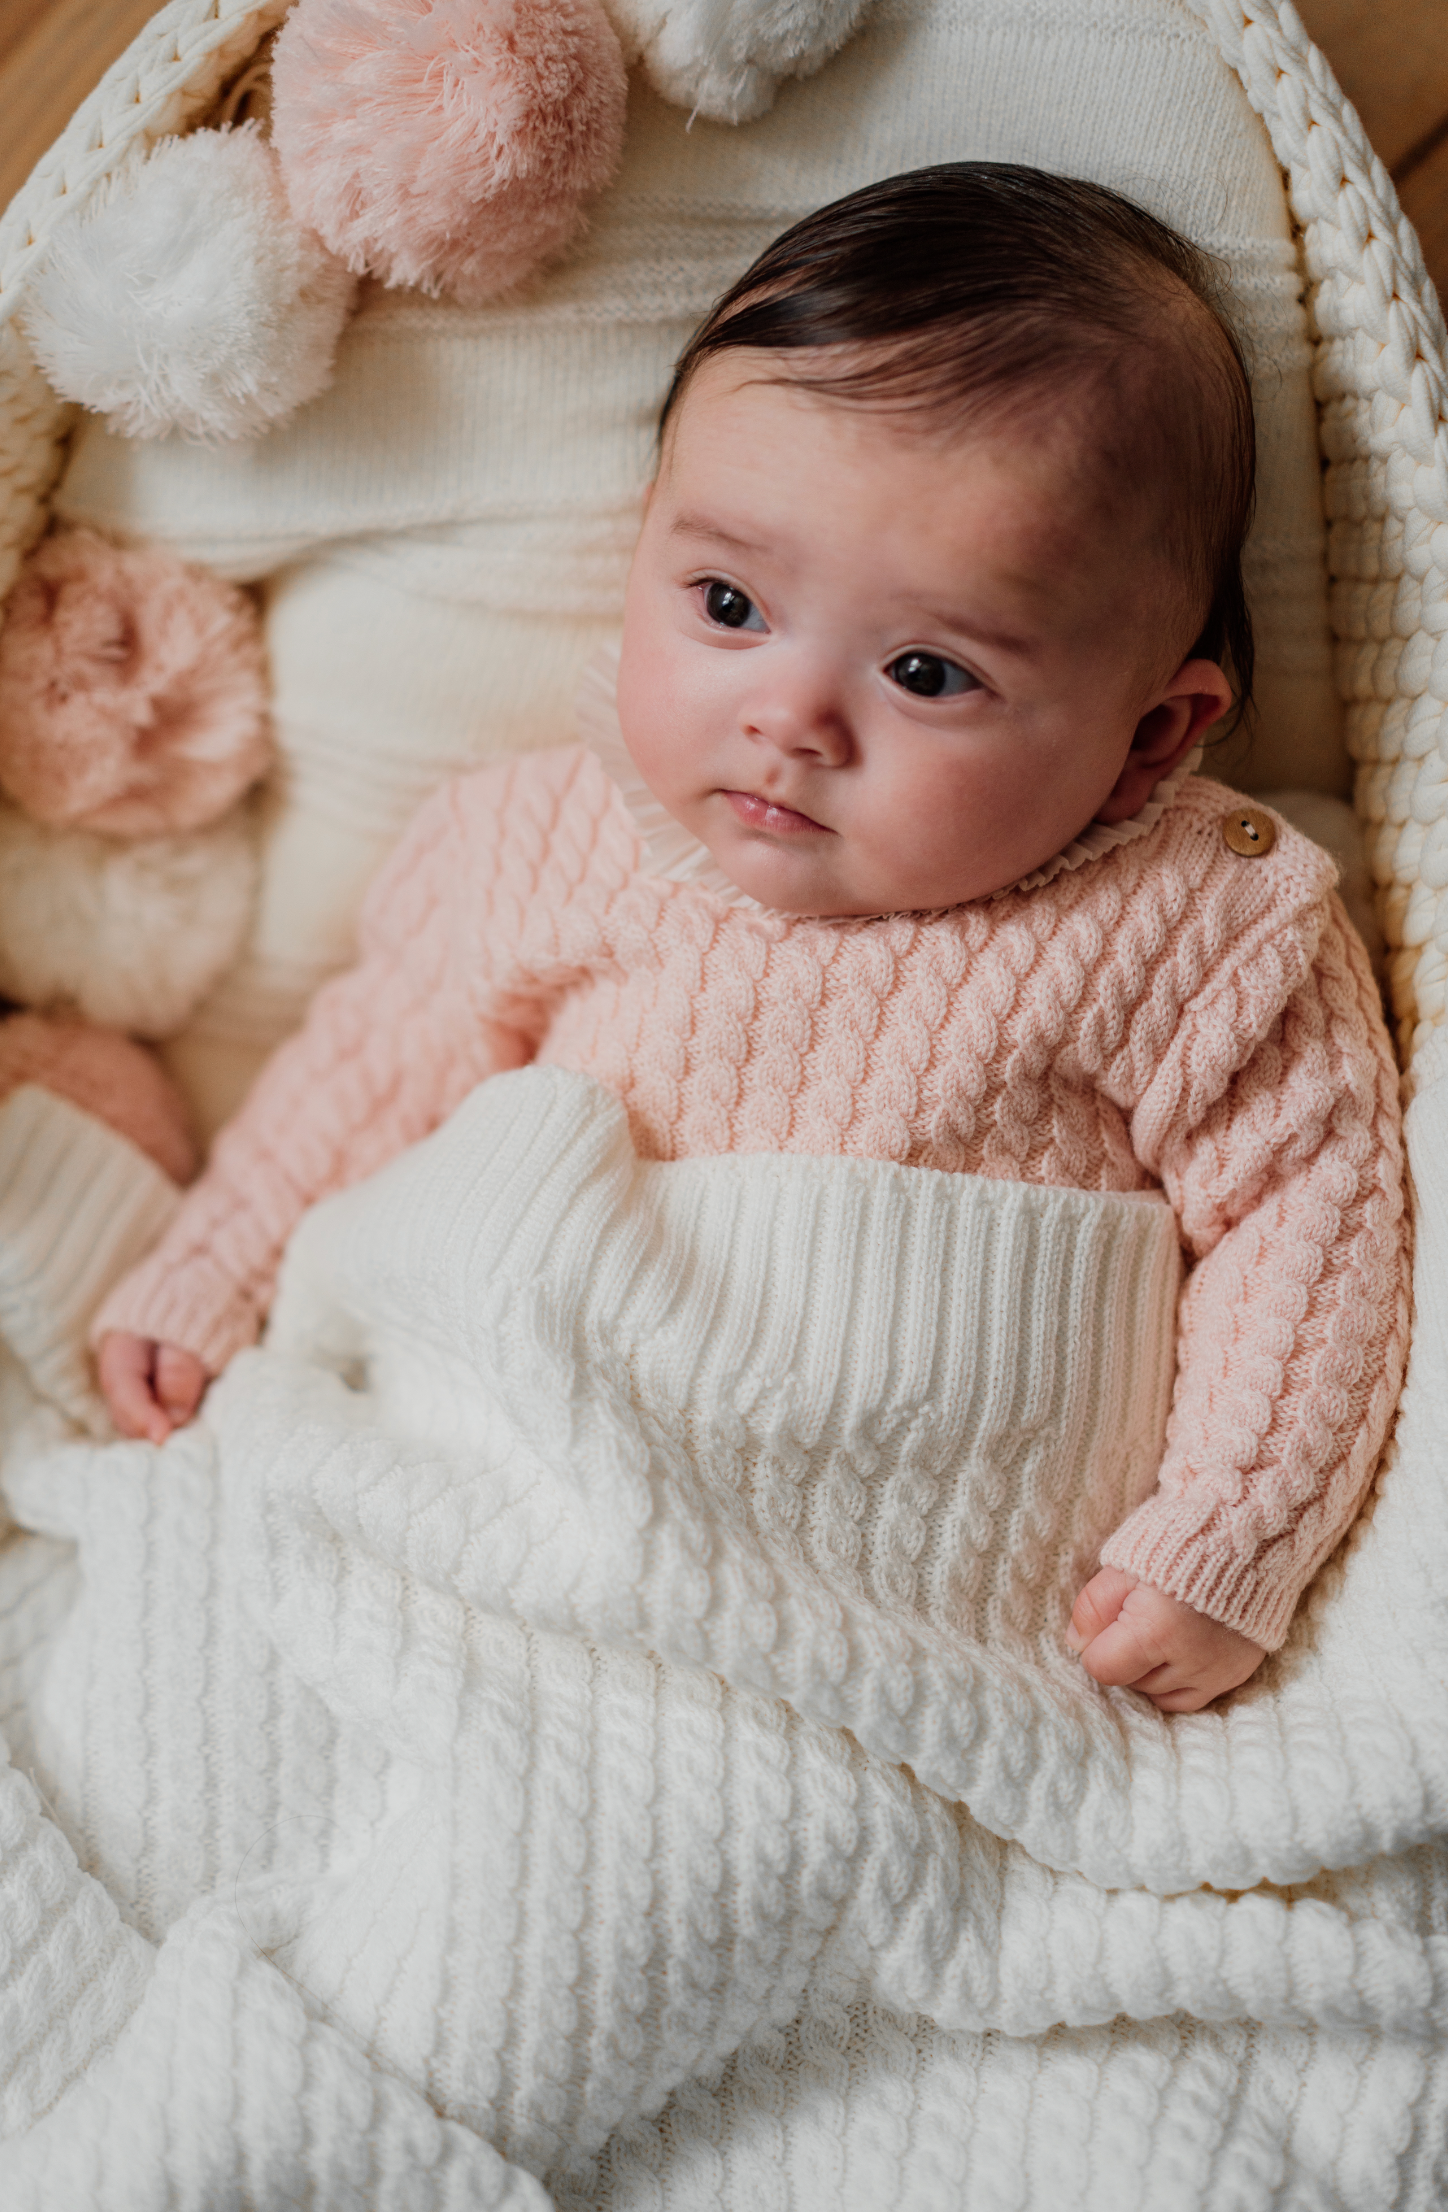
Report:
1221,806,1276,859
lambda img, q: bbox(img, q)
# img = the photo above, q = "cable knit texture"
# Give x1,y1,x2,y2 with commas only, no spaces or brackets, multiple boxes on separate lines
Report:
3,1005,1445,2212
98,747,1408,1651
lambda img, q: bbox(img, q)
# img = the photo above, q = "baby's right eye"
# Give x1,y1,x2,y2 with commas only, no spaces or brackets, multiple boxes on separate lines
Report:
702,580,765,631
887,651,978,698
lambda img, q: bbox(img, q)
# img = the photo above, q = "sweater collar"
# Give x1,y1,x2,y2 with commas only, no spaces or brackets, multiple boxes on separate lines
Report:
576,643,1198,912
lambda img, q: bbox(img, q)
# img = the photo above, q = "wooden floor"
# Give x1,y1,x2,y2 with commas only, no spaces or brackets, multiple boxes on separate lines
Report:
1299,0,1448,298
0,0,1445,301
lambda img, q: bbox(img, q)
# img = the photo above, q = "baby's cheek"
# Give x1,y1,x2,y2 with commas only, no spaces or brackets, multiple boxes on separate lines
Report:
617,638,705,803
860,744,1032,903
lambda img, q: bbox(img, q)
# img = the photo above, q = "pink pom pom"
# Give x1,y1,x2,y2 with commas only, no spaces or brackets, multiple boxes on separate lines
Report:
0,530,271,839
272,0,628,305
0,1012,196,1183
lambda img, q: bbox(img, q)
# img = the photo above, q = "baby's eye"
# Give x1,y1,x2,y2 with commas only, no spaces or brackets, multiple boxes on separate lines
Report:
702,580,766,631
887,651,978,698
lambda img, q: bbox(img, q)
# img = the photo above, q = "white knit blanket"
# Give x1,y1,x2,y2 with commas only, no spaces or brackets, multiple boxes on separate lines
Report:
1,1061,1447,2208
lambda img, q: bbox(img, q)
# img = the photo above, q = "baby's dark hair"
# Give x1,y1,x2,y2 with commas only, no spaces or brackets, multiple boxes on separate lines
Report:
661,163,1256,712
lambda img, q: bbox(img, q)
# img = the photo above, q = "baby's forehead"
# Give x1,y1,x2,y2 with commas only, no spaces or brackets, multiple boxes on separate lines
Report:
663,359,1180,629
675,289,1215,466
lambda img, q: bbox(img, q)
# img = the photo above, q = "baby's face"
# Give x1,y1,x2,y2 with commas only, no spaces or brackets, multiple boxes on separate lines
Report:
617,353,1231,915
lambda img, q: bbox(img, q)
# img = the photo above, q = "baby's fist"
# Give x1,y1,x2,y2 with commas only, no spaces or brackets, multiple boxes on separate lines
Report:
98,1331,208,1444
1067,1566,1265,1712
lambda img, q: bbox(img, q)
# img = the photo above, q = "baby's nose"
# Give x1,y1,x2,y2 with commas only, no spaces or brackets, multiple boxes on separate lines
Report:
742,677,853,763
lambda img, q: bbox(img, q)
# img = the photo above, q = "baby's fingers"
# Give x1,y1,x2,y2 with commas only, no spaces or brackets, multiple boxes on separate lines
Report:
1075,1610,1174,1690
1068,1567,1267,1710
154,1343,207,1426
1066,1565,1141,1653
97,1331,169,1443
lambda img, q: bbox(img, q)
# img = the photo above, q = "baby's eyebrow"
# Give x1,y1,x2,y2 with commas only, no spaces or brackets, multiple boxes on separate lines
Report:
913,601,1038,658
667,512,767,556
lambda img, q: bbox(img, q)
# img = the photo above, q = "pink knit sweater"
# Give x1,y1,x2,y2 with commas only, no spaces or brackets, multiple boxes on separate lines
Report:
98,746,1408,1650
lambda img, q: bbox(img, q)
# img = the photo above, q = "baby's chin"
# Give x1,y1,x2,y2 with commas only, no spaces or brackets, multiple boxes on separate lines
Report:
700,827,868,916
714,811,1085,913
684,794,1088,915
705,836,997,918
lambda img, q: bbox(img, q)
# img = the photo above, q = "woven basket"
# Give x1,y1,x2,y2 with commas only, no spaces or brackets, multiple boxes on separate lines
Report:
0,0,1445,1057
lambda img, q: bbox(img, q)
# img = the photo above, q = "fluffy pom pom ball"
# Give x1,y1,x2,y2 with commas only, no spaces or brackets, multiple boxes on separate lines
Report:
0,804,259,1040
0,529,272,840
272,0,628,304
21,125,356,442
598,0,872,123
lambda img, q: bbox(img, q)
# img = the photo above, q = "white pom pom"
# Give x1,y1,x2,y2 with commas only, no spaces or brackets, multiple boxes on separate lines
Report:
21,126,357,442
0,804,258,1037
599,0,872,122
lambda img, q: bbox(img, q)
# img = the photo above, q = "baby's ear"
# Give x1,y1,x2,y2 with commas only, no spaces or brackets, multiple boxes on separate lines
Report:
1096,658,1233,825
1153,656,1236,753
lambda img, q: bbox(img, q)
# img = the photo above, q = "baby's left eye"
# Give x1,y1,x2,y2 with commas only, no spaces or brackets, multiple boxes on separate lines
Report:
887,652,978,698
702,580,766,632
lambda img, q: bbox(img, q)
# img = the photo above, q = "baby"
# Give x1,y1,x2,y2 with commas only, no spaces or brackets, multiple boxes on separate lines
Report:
96,163,1408,1714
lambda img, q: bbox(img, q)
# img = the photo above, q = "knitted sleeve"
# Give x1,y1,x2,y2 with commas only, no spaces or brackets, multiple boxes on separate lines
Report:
94,751,607,1372
1099,895,1409,1650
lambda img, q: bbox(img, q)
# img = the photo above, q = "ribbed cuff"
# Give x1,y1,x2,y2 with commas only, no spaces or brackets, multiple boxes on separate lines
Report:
91,1247,262,1375
0,1084,182,1431
1100,1491,1301,1652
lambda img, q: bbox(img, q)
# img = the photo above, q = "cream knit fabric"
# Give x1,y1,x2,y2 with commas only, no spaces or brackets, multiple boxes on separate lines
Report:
0,1087,178,1441
1,1052,1447,2207
96,747,1407,1651
51,0,1344,1133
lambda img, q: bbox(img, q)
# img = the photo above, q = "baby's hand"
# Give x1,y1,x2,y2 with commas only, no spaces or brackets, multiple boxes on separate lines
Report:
1067,1566,1265,1712
98,1331,209,1444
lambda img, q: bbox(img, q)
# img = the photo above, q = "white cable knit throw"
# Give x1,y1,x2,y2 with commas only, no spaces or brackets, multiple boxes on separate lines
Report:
3,1060,1448,2206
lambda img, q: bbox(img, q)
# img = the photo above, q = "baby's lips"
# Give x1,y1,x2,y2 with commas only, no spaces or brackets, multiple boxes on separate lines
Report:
724,788,830,834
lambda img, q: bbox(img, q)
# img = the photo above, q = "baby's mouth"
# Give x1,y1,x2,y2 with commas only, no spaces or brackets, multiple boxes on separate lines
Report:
723,789,831,836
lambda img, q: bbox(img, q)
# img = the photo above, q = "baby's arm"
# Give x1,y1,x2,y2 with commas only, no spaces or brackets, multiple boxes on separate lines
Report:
95,763,571,1430
1075,895,1408,1705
